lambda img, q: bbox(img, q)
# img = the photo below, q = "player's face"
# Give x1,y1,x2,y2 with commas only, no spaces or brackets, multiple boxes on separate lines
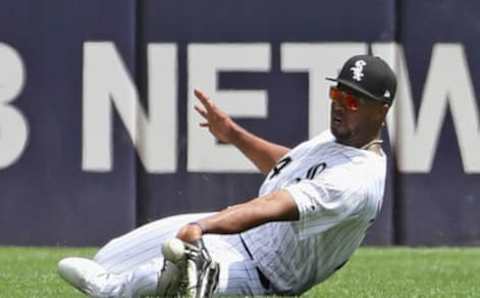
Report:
329,86,388,146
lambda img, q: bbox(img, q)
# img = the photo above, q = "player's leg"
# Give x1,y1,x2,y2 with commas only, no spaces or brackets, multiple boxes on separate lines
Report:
94,212,214,274
203,234,272,295
59,233,270,297
59,213,269,297
59,212,212,297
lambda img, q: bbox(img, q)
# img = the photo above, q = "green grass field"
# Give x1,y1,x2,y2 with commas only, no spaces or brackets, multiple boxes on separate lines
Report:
1,246,479,297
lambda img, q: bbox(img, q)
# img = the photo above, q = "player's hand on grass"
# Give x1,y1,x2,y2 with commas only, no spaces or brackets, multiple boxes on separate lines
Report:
176,222,203,243
194,89,238,144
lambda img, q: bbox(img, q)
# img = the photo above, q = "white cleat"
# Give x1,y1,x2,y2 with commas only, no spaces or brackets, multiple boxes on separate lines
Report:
58,257,130,298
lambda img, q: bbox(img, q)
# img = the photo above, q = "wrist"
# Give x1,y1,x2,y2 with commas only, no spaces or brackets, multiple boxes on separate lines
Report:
229,122,246,146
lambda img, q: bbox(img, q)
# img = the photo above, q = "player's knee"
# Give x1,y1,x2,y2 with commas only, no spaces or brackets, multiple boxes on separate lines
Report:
93,237,120,263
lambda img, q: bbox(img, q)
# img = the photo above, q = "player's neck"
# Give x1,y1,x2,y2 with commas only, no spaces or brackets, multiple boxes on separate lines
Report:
337,132,383,153
358,132,384,155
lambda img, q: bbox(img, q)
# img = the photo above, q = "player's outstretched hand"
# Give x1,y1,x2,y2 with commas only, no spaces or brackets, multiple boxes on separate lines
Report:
194,89,238,144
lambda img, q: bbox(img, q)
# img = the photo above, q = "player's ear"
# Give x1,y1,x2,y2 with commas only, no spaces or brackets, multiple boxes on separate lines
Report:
380,103,390,120
382,103,390,113
377,104,390,126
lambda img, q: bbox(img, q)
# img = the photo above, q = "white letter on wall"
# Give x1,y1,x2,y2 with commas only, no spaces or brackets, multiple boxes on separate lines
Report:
281,43,366,137
0,43,28,168
373,43,480,173
188,43,270,172
82,42,177,173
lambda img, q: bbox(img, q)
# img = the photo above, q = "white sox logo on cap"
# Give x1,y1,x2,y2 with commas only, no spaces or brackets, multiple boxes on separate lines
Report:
350,60,367,81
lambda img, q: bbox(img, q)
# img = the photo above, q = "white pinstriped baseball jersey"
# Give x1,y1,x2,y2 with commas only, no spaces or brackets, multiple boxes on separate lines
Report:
241,129,386,294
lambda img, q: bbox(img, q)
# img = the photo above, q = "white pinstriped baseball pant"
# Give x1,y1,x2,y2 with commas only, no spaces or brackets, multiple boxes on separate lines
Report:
94,213,271,296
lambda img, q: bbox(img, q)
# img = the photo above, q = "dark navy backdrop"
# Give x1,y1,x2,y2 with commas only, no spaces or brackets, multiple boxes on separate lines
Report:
397,0,480,245
0,0,137,245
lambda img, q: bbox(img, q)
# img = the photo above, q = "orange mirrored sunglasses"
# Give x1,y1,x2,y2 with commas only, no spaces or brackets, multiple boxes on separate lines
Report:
329,86,365,111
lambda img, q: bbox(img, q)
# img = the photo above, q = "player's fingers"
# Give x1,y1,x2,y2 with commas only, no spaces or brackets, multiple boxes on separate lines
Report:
194,89,215,111
194,105,208,119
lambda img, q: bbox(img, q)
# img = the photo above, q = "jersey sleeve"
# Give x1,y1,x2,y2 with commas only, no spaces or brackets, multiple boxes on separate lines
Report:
284,165,365,239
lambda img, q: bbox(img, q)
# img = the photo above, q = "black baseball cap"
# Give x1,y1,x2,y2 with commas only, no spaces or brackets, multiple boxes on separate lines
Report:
326,55,397,104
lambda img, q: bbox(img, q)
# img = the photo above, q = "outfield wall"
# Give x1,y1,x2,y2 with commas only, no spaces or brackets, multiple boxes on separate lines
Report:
0,0,478,246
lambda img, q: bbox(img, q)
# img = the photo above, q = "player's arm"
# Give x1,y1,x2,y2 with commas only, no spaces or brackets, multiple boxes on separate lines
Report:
194,89,290,174
176,190,298,242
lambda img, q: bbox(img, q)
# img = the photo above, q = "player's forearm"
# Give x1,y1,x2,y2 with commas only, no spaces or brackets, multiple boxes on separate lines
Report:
197,203,261,234
230,123,290,174
196,191,299,235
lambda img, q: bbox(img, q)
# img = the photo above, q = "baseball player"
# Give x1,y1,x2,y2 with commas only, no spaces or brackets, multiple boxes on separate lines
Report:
58,54,397,297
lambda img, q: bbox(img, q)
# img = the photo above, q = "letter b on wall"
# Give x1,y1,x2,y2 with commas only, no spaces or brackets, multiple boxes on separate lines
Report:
0,43,28,168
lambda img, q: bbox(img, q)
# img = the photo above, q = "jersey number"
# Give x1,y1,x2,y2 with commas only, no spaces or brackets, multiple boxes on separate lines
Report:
269,157,292,179
306,162,326,179
295,162,327,182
